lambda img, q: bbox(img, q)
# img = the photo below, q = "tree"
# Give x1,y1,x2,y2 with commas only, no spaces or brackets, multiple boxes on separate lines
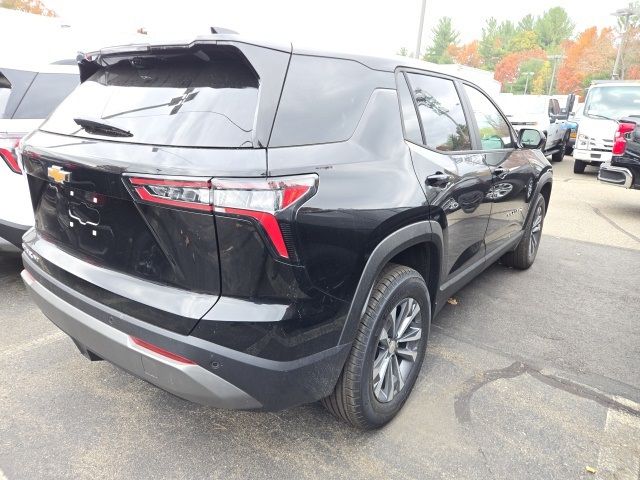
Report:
447,40,482,68
479,18,519,69
494,48,546,87
424,17,459,64
518,14,536,32
531,61,552,94
1,0,56,16
535,7,574,49
397,47,410,57
511,30,539,52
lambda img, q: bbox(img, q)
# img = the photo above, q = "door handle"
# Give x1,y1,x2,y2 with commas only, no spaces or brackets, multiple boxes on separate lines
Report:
426,172,452,187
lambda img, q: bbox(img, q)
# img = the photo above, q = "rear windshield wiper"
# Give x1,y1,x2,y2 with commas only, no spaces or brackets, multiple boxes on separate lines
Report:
73,117,133,137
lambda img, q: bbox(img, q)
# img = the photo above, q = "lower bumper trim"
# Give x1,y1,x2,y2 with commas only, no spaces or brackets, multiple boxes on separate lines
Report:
21,269,262,410
597,163,633,189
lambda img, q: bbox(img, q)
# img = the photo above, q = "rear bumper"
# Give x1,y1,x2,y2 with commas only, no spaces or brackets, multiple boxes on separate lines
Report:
0,220,30,248
573,149,610,164
21,256,350,411
597,163,634,189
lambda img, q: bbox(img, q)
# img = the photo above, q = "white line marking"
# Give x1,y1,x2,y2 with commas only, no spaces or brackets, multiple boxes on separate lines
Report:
0,331,66,360
595,397,640,480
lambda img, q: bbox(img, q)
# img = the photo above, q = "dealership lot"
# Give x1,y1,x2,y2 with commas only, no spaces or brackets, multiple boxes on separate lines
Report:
1,158,639,480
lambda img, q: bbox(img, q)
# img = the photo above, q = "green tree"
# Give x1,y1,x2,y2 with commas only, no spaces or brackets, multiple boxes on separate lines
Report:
535,7,574,49
518,14,536,32
424,17,459,64
479,18,519,69
532,61,552,94
512,30,539,52
397,47,410,57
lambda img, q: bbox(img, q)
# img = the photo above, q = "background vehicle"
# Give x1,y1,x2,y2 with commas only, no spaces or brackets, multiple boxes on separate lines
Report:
498,94,574,162
573,80,640,173
598,117,640,189
20,35,552,429
0,63,78,248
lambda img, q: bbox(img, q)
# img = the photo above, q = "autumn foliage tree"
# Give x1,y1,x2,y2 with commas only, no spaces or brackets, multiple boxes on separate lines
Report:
447,41,482,68
1,0,56,16
494,48,546,85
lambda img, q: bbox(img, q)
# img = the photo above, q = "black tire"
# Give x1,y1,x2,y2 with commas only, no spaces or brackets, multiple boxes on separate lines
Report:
501,193,546,270
573,159,586,174
565,144,574,155
322,264,430,429
551,133,569,162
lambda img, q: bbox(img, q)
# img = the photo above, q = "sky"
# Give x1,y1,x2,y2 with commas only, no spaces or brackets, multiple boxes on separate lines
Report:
33,0,631,57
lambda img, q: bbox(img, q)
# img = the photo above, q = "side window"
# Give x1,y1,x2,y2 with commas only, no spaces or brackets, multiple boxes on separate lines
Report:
13,73,78,119
406,73,471,152
396,73,423,145
463,85,514,150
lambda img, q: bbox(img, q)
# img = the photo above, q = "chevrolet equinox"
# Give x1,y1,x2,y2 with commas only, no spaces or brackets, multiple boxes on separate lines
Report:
19,34,552,429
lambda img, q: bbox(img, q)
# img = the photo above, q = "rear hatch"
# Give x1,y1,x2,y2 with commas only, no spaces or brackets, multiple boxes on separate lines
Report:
21,39,291,334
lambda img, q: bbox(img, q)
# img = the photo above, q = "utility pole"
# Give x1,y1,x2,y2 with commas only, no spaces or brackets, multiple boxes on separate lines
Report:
523,72,534,95
547,55,563,95
415,0,427,59
612,6,638,79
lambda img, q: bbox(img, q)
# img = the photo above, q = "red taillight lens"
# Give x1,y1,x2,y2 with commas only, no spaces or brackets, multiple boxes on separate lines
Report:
0,136,23,174
612,122,636,156
125,174,318,259
130,336,196,365
128,176,213,212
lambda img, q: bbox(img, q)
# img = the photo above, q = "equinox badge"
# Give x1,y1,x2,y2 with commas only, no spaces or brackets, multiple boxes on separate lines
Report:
47,165,71,184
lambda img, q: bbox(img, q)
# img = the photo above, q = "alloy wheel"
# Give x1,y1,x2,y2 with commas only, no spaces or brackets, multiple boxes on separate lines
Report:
529,204,543,257
372,297,422,403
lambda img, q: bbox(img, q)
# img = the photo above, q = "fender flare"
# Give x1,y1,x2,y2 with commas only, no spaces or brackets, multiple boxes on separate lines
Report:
526,169,553,226
337,220,443,346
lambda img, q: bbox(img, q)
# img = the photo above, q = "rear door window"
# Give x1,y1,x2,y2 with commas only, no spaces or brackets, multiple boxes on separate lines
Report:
41,47,260,148
406,73,471,152
13,72,78,119
0,69,37,119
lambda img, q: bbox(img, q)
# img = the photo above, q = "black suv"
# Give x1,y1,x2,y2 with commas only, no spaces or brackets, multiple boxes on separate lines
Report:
20,35,552,429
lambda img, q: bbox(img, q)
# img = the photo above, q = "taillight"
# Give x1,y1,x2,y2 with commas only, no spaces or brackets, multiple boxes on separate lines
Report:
129,177,212,212
612,122,636,156
211,175,317,259
0,135,23,174
125,174,318,259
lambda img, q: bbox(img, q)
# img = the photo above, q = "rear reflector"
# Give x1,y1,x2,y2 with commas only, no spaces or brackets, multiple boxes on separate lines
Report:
130,336,196,365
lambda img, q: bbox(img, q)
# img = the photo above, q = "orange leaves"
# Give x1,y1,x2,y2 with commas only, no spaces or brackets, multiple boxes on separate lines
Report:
557,27,616,95
447,41,482,68
494,49,546,84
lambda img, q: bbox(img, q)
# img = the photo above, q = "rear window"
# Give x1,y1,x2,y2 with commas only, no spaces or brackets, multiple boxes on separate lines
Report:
41,46,260,148
269,55,393,147
0,69,37,119
13,72,78,119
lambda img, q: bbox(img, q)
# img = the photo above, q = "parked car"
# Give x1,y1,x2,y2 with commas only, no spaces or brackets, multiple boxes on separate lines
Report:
19,35,552,429
573,80,640,173
0,63,78,248
597,117,640,189
498,94,574,162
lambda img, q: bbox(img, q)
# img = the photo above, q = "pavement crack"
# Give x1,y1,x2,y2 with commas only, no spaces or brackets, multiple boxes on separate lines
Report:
591,205,640,244
454,361,640,424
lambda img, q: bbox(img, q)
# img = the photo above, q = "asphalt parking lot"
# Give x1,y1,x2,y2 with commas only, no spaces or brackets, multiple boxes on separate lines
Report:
1,157,639,480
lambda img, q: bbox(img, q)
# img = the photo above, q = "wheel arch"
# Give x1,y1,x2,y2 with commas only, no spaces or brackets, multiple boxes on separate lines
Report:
337,221,443,346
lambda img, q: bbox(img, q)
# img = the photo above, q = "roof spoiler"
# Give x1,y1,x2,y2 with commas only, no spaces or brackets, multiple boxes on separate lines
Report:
210,26,238,34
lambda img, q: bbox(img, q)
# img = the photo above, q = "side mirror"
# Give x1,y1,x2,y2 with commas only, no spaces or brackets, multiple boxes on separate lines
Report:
519,128,546,150
549,114,557,124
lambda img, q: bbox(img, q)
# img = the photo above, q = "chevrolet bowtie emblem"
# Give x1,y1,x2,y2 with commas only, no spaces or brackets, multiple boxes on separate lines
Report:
47,165,71,184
